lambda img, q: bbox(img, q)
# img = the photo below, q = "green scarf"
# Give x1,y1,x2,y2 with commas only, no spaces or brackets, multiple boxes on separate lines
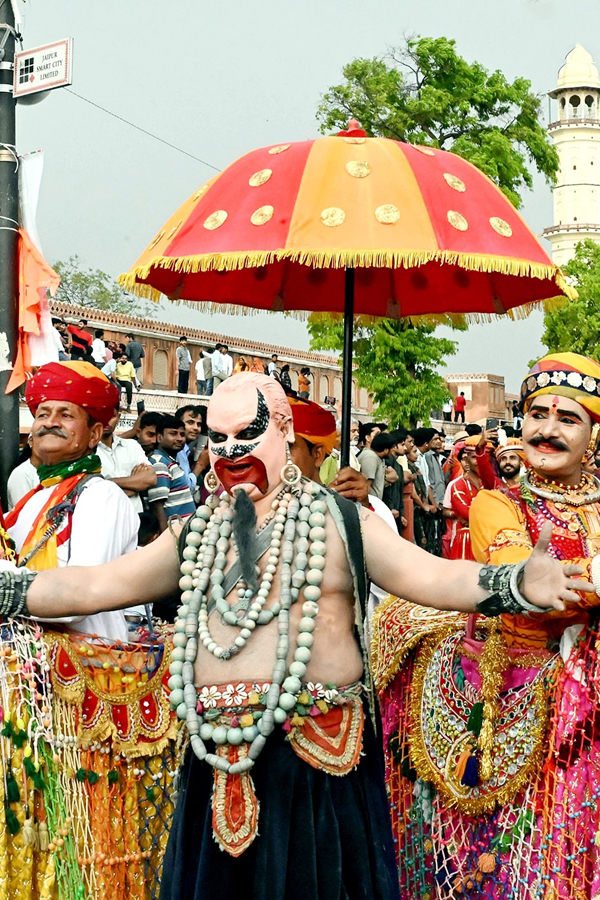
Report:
38,452,102,487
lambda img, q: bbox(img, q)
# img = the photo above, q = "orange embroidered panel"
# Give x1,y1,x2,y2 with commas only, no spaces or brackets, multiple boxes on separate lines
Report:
212,744,259,857
287,700,364,775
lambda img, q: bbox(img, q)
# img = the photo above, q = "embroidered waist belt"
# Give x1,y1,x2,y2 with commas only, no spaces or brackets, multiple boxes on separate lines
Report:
193,680,365,856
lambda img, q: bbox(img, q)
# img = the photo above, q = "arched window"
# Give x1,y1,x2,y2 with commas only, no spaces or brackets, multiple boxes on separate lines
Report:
586,94,596,115
333,376,343,404
153,349,168,387
570,94,581,116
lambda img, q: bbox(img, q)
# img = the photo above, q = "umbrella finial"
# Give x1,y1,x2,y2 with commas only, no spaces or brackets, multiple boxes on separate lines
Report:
337,118,368,138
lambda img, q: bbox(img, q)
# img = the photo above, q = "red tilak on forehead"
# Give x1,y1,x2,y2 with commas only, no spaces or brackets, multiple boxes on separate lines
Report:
551,395,560,411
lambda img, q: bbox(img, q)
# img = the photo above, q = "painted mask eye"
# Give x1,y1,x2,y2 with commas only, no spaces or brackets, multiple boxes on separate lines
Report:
234,390,270,441
208,428,227,444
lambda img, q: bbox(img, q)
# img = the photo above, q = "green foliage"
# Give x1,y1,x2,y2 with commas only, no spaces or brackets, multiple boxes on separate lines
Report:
307,314,461,427
53,255,155,318
314,36,559,415
317,36,558,208
541,240,600,361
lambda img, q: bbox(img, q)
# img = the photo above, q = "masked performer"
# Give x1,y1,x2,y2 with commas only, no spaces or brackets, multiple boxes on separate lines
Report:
374,352,600,899
2,373,588,900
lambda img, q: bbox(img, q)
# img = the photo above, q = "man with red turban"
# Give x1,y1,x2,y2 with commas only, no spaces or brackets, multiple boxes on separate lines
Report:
5,361,138,641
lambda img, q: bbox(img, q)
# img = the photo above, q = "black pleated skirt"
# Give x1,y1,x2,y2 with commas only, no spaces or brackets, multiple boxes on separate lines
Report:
160,712,400,900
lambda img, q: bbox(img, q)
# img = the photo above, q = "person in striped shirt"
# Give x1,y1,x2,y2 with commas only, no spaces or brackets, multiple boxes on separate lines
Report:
148,415,196,531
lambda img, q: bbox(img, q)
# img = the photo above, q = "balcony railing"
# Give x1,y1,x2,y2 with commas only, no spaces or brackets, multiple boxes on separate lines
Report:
543,222,600,236
548,117,600,128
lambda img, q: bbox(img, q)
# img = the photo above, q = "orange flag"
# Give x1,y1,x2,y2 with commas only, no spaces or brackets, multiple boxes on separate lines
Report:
5,229,60,393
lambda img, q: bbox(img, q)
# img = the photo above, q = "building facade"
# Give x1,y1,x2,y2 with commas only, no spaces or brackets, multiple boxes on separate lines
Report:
443,373,517,428
49,301,374,415
544,44,600,266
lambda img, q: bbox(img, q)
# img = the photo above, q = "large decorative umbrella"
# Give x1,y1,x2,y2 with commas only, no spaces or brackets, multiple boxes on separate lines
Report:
120,122,574,462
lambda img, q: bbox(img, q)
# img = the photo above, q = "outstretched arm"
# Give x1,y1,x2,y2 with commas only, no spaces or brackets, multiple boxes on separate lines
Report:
24,527,181,619
361,507,593,614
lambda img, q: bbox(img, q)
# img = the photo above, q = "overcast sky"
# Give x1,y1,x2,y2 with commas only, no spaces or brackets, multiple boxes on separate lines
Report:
13,0,600,391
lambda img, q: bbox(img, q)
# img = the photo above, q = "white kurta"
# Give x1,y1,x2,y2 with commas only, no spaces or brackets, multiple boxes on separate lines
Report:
9,477,138,642
7,459,40,509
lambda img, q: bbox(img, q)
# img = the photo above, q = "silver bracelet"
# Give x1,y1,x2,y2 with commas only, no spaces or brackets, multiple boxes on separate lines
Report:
476,560,552,617
0,569,36,618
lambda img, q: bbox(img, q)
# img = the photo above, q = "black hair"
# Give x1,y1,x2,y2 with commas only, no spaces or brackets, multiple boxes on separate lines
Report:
126,333,134,339
375,422,388,432
138,511,160,547
175,404,200,419
158,414,185,433
179,335,188,342
78,318,88,326
281,364,290,373
94,329,104,339
411,427,436,447
465,423,483,436
139,411,164,429
389,427,408,443
221,344,229,352
371,433,397,453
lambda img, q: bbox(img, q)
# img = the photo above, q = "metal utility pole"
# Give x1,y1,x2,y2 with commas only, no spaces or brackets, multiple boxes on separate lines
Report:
0,0,19,509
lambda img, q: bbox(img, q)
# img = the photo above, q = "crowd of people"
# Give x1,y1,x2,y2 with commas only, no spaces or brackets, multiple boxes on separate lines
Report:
4,344,600,900
342,416,544,574
50,318,313,405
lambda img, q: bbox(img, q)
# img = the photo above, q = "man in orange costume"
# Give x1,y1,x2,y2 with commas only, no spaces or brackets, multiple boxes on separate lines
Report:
374,352,600,899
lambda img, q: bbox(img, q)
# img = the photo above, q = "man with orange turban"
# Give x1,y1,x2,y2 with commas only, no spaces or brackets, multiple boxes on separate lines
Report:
287,396,338,481
5,361,138,641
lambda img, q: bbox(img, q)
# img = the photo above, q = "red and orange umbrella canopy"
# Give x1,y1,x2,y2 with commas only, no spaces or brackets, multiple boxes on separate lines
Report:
120,130,574,320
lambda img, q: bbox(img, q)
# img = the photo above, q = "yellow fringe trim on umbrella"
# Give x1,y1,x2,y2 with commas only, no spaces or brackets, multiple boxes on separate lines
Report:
118,248,576,319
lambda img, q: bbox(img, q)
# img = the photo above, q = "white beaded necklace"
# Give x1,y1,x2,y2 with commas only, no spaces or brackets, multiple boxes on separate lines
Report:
168,478,329,774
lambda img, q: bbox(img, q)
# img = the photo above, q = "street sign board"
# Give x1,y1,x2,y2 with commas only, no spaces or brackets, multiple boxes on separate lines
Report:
13,38,73,98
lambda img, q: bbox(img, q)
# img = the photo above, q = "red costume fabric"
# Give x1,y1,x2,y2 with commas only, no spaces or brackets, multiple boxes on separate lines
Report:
447,475,479,560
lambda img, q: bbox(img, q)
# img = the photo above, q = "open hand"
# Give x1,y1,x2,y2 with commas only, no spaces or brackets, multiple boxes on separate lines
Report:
522,522,595,612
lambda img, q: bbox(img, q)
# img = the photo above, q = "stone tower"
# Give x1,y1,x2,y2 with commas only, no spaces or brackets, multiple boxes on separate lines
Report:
543,45,600,267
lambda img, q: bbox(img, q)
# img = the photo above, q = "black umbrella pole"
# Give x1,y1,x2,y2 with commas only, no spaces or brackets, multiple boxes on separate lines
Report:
340,268,355,469
0,3,19,508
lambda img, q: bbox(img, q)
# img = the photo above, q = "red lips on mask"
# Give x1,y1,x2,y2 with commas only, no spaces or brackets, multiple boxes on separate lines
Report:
213,455,269,495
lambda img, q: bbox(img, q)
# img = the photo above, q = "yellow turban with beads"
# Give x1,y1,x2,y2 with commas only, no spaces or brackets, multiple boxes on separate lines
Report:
520,352,600,424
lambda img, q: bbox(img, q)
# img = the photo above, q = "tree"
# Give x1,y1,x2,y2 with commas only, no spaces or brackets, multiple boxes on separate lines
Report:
317,36,558,208
540,240,600,360
308,314,461,427
309,36,559,420
53,255,155,318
